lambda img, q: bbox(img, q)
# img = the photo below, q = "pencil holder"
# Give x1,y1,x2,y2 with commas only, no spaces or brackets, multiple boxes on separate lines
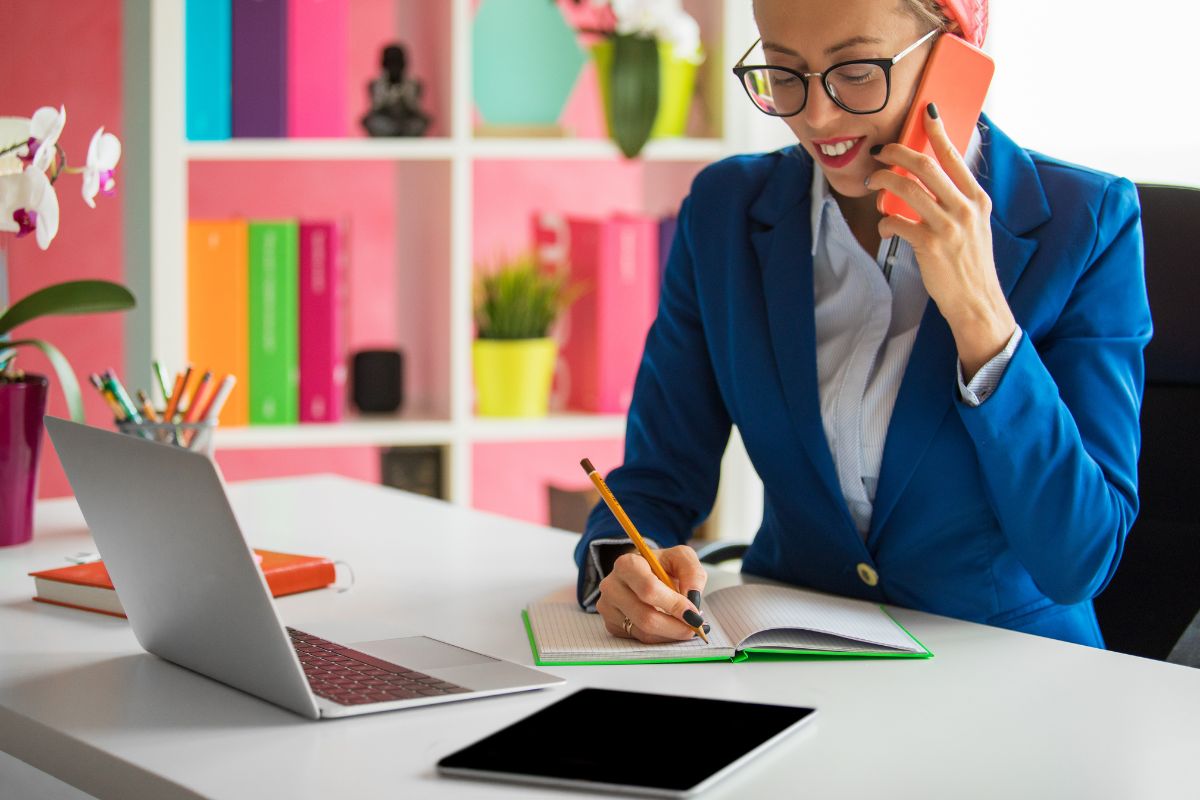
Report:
116,419,217,456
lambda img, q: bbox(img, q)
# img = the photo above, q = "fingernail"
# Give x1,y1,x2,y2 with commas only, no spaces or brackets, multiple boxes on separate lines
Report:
869,144,883,156
927,102,939,119
682,609,704,627
687,589,702,610
703,623,712,633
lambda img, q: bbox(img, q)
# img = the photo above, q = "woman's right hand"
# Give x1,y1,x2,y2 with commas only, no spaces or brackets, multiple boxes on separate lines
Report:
596,545,708,643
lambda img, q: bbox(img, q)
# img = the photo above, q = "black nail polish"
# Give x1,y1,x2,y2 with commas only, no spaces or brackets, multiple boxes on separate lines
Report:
927,102,939,119
683,609,704,627
687,589,702,610
869,144,883,156
703,623,712,633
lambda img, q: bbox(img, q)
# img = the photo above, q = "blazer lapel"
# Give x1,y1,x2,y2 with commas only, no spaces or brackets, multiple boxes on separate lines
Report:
750,152,855,526
866,116,1050,545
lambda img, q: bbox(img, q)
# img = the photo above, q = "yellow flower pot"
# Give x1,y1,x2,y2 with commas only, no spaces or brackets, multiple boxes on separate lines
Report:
592,39,701,140
472,338,558,417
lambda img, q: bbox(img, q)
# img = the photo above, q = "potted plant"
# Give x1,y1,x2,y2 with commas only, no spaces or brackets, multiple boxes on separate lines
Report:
1,106,136,547
473,254,578,417
565,0,705,158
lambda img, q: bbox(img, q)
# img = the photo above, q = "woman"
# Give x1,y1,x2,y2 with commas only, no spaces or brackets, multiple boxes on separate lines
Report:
575,0,1152,648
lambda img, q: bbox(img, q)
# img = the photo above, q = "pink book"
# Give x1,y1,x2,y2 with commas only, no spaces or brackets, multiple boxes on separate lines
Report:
287,0,348,138
299,221,346,422
553,214,660,413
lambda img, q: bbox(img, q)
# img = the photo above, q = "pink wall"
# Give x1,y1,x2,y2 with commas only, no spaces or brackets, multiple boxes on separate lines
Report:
473,438,624,525
3,0,127,499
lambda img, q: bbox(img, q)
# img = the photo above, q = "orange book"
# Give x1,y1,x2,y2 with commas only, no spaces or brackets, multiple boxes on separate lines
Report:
187,219,250,425
28,550,336,618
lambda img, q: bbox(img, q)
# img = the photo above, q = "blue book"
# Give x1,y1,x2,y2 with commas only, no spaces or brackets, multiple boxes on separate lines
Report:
185,0,232,141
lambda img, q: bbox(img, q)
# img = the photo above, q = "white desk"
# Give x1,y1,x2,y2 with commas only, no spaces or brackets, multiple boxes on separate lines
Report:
1,475,1198,799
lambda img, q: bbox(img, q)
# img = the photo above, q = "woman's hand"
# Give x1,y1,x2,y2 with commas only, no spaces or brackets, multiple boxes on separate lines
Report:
866,102,1017,381
596,545,708,643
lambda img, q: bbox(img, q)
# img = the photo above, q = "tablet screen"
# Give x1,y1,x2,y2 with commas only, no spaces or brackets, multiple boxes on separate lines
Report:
438,688,815,797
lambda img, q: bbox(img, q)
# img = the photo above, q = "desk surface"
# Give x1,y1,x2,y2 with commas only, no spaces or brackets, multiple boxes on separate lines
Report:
2,475,1198,800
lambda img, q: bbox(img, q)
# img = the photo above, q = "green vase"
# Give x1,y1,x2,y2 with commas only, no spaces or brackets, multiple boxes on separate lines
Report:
592,39,701,142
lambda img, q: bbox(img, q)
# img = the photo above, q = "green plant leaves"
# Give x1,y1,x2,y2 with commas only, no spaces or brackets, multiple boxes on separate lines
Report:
474,255,579,340
0,279,135,421
610,33,660,158
0,280,135,337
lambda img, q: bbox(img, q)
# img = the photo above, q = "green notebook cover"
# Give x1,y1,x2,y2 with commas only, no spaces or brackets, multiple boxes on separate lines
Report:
522,583,933,667
248,220,299,424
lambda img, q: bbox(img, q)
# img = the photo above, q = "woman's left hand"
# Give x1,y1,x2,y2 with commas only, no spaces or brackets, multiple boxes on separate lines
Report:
866,103,1017,380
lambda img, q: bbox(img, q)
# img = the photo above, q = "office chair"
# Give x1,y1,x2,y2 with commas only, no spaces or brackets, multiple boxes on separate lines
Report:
698,185,1200,662
1092,183,1200,662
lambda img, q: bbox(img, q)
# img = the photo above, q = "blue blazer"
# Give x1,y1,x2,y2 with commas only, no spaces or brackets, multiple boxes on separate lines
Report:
575,117,1153,647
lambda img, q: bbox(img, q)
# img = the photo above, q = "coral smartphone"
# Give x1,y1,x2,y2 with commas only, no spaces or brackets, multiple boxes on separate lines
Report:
877,33,995,221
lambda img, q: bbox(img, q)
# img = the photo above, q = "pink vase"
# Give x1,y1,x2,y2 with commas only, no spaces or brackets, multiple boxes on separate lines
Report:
0,374,49,547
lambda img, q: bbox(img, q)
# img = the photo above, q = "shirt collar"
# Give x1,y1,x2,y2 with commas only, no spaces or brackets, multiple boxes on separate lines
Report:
810,127,985,256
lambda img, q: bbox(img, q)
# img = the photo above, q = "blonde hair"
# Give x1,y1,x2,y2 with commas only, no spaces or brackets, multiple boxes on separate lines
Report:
901,0,960,36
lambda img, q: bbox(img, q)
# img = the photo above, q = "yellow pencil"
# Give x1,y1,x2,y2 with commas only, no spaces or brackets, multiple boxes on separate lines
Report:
580,458,708,643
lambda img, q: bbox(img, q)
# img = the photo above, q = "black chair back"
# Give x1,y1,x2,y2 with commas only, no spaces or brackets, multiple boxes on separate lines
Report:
1092,183,1200,660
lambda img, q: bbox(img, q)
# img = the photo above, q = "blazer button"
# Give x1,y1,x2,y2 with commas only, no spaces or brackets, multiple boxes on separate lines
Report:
856,563,879,587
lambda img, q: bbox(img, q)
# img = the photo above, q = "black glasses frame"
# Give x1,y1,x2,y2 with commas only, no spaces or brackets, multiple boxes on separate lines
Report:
731,29,939,117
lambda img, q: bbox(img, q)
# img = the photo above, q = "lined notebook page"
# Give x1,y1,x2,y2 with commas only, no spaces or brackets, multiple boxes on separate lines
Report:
527,601,736,662
705,584,922,653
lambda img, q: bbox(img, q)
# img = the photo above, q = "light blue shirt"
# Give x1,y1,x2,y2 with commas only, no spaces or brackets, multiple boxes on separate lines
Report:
809,153,1021,537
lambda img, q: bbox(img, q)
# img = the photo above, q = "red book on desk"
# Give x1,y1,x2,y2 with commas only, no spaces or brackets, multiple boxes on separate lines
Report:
28,550,336,619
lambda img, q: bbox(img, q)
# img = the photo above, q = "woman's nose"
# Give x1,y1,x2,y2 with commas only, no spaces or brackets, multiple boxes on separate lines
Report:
802,81,844,130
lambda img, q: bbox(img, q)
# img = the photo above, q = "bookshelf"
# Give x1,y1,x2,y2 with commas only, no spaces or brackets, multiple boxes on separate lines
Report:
122,0,786,534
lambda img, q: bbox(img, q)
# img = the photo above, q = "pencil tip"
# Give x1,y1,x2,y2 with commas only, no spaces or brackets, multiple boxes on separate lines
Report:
580,458,595,474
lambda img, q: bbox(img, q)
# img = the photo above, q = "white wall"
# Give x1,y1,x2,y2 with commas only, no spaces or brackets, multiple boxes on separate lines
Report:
986,0,1200,187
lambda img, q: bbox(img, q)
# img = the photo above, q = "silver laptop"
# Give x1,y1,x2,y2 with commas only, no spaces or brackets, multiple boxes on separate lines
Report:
44,416,563,720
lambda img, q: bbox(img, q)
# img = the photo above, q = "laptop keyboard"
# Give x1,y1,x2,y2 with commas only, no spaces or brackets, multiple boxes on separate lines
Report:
288,628,471,706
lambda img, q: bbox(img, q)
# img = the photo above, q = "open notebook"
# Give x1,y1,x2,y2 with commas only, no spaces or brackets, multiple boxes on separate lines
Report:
523,575,931,665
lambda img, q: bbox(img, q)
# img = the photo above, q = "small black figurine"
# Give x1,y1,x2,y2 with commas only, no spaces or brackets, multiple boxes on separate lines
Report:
361,44,432,138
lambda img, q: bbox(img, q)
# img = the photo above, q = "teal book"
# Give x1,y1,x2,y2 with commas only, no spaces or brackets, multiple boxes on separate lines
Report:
248,220,299,424
523,577,932,666
185,0,232,140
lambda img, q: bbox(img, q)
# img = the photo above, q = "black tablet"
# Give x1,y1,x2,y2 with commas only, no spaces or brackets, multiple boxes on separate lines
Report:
437,688,816,797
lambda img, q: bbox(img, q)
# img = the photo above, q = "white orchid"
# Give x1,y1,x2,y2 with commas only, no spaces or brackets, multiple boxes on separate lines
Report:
81,126,121,208
0,105,119,250
27,105,66,173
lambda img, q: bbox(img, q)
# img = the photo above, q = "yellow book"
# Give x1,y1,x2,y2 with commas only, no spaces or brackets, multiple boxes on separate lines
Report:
187,219,249,426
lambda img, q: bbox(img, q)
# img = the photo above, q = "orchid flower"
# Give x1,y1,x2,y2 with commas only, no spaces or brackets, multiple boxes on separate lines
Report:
0,167,61,250
26,105,66,173
81,126,121,208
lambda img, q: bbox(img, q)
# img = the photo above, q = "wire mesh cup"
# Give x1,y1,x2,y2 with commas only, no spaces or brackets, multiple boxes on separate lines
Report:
116,419,217,456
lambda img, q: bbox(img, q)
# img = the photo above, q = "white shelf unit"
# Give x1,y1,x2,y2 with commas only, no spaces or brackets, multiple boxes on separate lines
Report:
122,0,775,527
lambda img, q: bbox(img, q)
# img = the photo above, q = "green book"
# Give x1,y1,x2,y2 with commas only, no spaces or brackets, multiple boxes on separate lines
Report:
247,220,299,424
523,576,932,666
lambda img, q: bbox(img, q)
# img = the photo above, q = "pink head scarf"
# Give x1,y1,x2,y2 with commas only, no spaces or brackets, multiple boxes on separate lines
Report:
933,0,988,47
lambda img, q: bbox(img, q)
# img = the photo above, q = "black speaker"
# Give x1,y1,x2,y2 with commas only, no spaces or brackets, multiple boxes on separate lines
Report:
351,349,404,413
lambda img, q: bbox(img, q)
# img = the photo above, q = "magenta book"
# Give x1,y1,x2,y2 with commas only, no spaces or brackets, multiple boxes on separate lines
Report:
287,0,348,137
299,221,346,422
554,214,660,414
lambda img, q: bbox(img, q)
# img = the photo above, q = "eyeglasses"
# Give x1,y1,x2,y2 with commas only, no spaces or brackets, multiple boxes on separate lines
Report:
732,29,939,116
